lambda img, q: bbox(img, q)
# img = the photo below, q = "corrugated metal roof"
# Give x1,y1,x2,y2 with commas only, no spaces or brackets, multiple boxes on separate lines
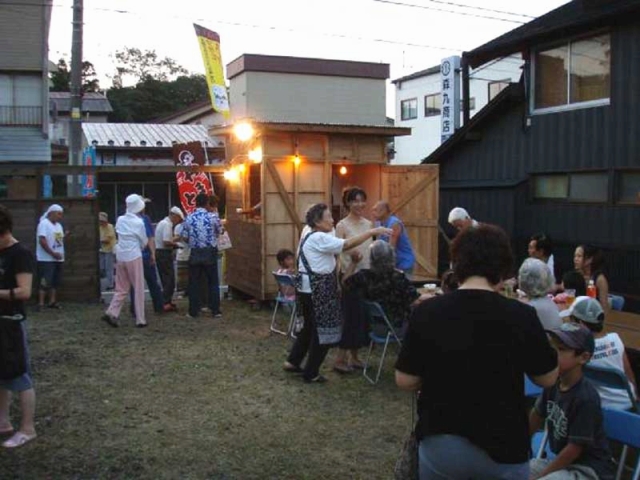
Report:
0,127,51,163
391,64,440,84
49,92,113,113
82,123,225,148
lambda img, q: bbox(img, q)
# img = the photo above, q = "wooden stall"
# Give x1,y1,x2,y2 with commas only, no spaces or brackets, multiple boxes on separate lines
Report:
213,122,440,300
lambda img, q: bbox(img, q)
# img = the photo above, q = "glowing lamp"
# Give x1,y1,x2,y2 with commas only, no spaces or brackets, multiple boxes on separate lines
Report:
293,154,301,167
237,163,246,173
233,122,254,142
223,168,240,182
339,166,348,175
248,147,263,163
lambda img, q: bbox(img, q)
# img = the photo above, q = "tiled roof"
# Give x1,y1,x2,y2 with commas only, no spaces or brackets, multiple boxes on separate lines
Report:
0,127,51,163
82,123,225,148
49,92,113,113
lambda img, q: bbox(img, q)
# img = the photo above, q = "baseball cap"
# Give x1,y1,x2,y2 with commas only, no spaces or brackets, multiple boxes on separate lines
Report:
559,296,604,325
169,206,184,220
546,323,595,355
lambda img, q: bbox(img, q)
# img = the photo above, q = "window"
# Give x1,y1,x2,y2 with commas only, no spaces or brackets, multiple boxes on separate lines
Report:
460,97,476,111
488,80,510,101
617,172,640,204
532,172,608,202
401,98,418,120
424,94,441,117
533,34,610,111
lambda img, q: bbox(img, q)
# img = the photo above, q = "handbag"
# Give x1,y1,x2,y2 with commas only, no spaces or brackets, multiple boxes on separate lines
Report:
0,317,27,380
393,394,419,480
217,230,232,251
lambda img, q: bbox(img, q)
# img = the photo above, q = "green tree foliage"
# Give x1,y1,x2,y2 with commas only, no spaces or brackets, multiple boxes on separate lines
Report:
111,47,189,86
49,58,101,93
106,75,209,123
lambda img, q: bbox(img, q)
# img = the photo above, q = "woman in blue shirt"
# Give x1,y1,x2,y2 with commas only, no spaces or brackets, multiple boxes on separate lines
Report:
372,200,416,276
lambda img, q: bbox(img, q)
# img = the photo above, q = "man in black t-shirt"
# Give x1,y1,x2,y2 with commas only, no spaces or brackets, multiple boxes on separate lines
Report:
529,323,615,480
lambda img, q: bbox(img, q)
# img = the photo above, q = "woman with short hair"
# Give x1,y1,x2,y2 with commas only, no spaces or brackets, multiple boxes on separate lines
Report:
518,257,562,330
0,205,37,448
396,224,558,479
283,203,391,383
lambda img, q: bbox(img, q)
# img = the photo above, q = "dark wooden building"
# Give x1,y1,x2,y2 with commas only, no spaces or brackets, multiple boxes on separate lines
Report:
424,0,640,306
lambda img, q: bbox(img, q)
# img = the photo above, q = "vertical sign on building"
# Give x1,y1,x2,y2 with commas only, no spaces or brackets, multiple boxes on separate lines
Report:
194,24,230,119
81,146,97,197
440,56,461,144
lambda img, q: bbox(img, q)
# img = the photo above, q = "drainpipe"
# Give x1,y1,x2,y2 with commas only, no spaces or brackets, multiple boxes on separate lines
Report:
461,55,470,126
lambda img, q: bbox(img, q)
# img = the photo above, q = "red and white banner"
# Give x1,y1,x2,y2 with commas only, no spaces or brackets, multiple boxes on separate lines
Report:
172,142,213,214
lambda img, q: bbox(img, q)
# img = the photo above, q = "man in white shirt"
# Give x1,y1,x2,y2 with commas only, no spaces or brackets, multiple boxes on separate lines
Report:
155,207,184,311
36,204,65,310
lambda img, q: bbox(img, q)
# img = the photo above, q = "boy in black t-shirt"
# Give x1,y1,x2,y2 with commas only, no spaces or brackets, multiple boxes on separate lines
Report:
529,323,615,480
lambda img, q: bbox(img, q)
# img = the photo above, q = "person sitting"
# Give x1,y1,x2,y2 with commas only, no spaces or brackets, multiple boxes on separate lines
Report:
574,244,610,311
440,269,459,294
528,233,562,292
529,323,615,480
275,248,296,302
561,270,587,297
563,297,637,411
518,258,562,330
343,241,428,335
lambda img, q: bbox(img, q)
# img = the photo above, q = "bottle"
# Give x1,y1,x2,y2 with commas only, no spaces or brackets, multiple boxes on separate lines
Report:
587,280,597,299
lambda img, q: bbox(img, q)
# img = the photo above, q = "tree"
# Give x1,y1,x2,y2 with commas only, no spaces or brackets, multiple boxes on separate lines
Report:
112,47,189,86
107,75,209,123
49,58,101,93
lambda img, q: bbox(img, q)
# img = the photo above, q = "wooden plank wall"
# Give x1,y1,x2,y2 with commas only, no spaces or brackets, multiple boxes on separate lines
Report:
0,198,100,302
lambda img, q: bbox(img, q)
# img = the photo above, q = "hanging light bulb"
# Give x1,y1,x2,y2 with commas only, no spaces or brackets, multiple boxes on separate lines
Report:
293,154,301,167
233,122,254,142
339,166,348,175
237,163,246,173
248,147,263,163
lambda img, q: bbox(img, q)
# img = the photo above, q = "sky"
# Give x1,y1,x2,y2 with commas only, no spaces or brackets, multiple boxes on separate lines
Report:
47,0,570,117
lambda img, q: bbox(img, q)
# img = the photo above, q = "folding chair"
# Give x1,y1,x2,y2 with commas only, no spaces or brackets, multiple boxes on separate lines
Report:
609,294,625,311
602,407,640,480
584,364,639,412
525,375,543,398
362,301,403,385
270,272,297,338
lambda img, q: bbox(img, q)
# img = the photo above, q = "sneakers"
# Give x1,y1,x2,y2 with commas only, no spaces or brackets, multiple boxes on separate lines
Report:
136,323,148,329
304,375,327,384
101,313,119,328
212,312,223,319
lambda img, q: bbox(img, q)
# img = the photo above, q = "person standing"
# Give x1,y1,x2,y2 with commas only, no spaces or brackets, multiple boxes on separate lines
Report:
181,193,223,319
102,194,148,328
0,205,37,448
99,212,116,291
130,200,163,316
35,204,65,310
155,207,184,312
372,200,416,276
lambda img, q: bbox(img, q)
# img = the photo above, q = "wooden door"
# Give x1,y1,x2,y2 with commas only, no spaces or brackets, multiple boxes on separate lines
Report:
381,165,439,280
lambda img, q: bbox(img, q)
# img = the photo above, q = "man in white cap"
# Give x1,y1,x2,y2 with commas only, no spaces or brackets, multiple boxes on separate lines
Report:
155,206,184,312
102,194,148,328
447,207,479,232
35,204,65,310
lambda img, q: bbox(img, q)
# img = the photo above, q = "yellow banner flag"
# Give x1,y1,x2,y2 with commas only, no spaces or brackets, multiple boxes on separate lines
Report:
194,24,230,119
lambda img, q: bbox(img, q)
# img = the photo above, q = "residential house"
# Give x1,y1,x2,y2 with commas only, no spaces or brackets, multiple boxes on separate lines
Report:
392,56,522,164
50,92,113,146
82,123,225,222
423,0,640,302
152,99,225,129
0,0,53,198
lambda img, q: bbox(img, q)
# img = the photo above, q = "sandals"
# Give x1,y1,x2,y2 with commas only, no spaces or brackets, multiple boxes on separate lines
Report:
349,361,365,370
333,364,354,374
283,362,303,374
2,431,37,449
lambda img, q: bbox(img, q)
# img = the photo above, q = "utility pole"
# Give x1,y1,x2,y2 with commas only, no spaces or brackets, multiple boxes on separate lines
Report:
68,0,83,196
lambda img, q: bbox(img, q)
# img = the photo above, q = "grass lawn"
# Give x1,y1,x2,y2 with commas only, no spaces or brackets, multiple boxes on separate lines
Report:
0,297,411,479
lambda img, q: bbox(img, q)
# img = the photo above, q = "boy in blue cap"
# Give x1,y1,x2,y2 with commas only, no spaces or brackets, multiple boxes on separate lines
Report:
529,323,615,480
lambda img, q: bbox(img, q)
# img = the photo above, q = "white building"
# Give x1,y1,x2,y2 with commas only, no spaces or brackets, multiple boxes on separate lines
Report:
392,56,523,164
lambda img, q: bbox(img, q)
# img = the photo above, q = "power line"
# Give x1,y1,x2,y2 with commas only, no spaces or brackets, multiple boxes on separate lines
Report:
372,0,527,24
413,0,535,19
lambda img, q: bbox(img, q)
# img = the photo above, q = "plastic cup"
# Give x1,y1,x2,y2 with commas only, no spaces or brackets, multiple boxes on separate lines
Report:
565,289,576,306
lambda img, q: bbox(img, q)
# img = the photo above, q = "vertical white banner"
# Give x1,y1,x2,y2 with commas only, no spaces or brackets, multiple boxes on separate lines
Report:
440,56,461,143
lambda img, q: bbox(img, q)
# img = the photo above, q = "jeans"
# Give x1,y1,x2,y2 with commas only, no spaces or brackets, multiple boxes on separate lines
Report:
130,255,164,316
187,247,220,317
156,249,175,305
287,292,331,381
419,434,529,480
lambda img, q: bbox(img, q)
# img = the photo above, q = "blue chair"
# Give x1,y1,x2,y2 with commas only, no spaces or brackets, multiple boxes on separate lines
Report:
609,294,625,311
362,301,403,384
602,407,640,480
584,365,639,413
270,272,297,338
525,375,543,398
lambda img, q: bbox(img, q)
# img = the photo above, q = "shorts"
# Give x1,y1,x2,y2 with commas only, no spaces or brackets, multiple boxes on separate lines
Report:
0,323,33,392
38,261,63,290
